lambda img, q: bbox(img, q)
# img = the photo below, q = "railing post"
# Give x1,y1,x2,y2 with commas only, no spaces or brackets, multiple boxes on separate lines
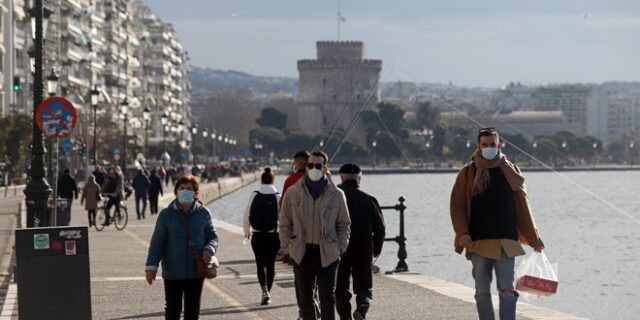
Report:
395,196,408,272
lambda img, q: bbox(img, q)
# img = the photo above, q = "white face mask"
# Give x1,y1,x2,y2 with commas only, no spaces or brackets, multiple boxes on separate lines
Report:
481,147,499,160
307,169,324,181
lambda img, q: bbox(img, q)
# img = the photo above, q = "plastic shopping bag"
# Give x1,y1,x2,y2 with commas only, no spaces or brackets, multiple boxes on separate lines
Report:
515,251,558,301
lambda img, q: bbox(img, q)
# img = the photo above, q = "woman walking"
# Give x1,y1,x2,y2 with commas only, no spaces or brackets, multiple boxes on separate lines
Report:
80,174,101,226
148,168,164,215
145,175,218,320
244,168,281,305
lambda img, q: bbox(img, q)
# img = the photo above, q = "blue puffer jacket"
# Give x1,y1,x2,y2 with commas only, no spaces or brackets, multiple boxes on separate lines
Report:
145,200,218,280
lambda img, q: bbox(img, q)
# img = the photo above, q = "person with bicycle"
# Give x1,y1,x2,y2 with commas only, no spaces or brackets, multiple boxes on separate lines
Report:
101,167,124,226
145,174,218,320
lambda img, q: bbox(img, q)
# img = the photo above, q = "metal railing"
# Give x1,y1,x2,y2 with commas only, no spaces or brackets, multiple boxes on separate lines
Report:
381,196,408,272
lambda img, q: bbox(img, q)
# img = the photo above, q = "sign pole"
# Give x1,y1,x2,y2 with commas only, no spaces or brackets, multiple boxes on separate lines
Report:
52,137,60,226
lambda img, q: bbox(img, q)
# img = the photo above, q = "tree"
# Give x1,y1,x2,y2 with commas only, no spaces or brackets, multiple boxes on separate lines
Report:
256,107,287,130
283,129,315,155
413,102,440,129
249,127,286,155
377,102,406,134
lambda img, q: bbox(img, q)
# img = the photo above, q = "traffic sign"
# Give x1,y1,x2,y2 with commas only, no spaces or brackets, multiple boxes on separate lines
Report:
35,97,77,138
61,139,74,153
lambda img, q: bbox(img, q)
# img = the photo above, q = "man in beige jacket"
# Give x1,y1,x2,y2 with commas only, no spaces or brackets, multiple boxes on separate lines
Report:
280,150,351,320
450,127,545,320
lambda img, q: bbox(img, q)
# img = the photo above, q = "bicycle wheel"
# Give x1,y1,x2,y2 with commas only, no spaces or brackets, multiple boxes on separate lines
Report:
94,208,106,231
114,205,128,230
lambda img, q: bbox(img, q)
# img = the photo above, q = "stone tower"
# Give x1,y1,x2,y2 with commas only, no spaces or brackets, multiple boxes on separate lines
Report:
297,41,382,141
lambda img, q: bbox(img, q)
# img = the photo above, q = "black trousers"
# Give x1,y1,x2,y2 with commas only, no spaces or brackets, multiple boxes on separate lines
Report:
135,194,147,219
149,193,159,214
87,209,96,226
163,278,205,320
250,232,280,291
335,252,373,319
104,197,120,224
294,248,339,320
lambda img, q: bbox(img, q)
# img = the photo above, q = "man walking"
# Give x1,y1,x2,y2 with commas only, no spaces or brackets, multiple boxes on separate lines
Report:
280,150,351,320
335,163,385,320
57,168,78,226
131,169,150,220
148,168,164,215
450,127,545,320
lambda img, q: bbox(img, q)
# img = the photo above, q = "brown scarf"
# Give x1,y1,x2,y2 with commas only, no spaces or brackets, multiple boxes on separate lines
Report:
471,149,526,196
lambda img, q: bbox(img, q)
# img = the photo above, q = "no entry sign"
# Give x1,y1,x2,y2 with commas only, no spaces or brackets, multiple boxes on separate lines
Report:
36,97,77,138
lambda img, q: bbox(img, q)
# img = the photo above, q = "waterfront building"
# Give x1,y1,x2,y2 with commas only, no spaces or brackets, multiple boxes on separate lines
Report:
296,41,382,140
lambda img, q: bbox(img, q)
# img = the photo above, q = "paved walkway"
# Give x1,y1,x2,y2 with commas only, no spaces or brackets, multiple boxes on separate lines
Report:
0,175,586,319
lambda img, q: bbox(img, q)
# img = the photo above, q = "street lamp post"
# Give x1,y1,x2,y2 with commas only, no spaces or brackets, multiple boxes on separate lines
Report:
372,140,377,169
121,98,129,177
91,85,100,165
45,69,58,187
143,106,151,162
24,0,53,227
161,112,168,167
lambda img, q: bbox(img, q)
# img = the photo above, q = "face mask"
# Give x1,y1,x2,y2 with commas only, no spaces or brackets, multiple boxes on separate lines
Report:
307,169,324,182
177,190,195,205
481,147,498,160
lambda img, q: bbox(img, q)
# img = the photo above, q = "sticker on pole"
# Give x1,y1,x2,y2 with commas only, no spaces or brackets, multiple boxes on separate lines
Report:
34,233,50,250
35,97,78,138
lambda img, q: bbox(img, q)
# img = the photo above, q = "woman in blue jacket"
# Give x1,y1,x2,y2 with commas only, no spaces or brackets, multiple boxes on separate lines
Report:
145,175,218,320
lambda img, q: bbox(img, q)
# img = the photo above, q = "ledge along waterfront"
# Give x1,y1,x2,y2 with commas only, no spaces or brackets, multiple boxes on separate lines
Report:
0,172,588,319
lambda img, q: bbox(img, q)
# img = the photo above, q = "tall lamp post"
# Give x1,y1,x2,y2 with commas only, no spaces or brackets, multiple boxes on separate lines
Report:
161,112,168,167
143,106,151,162
91,86,100,165
24,0,53,227
121,98,129,177
45,69,58,187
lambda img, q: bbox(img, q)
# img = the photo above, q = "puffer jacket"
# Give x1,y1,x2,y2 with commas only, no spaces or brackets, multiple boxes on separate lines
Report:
145,200,218,280
279,176,351,267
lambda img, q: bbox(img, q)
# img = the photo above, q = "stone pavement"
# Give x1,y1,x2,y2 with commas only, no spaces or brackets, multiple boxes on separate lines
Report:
0,174,587,319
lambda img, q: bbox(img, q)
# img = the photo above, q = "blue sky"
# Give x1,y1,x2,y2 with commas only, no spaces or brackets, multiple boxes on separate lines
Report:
143,0,640,87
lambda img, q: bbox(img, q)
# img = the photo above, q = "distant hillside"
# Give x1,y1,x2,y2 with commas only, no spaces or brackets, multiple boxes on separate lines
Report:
190,66,298,97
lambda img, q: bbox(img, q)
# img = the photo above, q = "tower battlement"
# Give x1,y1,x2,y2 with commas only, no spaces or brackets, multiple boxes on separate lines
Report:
316,41,364,62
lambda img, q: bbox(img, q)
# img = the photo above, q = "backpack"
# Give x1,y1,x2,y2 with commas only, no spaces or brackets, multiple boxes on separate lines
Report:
249,191,279,231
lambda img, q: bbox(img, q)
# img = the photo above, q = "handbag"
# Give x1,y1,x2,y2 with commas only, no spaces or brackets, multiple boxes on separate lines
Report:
176,211,217,279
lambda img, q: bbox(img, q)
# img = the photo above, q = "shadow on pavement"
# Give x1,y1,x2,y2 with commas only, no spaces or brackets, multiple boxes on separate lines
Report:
109,303,298,319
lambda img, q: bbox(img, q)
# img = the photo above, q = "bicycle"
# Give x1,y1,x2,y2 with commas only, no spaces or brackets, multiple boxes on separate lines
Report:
94,197,128,231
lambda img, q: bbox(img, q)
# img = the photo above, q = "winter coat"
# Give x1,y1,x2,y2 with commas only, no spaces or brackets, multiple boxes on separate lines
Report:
148,174,164,197
131,173,150,197
338,180,386,259
81,180,101,210
279,177,351,267
145,200,218,280
102,176,124,200
57,174,78,199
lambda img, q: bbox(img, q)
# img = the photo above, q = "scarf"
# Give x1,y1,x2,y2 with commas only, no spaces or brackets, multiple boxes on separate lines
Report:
471,149,526,196
305,175,327,199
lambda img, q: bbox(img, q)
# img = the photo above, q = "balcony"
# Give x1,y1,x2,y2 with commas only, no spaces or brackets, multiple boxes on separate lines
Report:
63,0,82,11
62,17,84,37
63,42,88,62
14,28,27,50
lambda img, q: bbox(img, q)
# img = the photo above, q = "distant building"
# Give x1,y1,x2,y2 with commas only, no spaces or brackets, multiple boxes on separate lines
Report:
296,41,382,140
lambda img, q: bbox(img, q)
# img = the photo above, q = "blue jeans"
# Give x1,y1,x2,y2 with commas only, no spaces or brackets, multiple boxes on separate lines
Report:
471,251,519,320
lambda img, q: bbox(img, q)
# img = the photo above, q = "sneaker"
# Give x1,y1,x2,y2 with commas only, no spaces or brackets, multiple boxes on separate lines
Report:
261,291,271,305
353,310,365,320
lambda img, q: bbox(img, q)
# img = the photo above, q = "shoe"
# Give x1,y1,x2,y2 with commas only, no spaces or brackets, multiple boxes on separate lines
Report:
260,290,270,305
353,310,365,320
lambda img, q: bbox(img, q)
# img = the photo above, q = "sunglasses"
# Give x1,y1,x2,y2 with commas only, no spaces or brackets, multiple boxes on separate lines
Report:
306,163,324,170
479,127,496,134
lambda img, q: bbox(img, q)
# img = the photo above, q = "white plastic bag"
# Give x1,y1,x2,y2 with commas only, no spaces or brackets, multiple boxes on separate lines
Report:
515,251,558,301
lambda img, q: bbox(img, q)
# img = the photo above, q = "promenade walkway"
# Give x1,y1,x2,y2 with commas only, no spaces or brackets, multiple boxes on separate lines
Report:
0,174,586,319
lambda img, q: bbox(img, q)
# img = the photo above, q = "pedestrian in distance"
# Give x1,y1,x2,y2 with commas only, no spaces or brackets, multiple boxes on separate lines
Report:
57,168,79,226
450,127,545,320
335,163,385,320
132,169,151,220
92,165,106,188
101,167,124,226
145,174,218,320
149,168,164,215
243,167,281,305
80,174,101,227
280,150,351,320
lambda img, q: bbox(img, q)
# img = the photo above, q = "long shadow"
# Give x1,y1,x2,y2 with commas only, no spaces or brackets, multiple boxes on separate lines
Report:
110,303,298,319
220,259,255,265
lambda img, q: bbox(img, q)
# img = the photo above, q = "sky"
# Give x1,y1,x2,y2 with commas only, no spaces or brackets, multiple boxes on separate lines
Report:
143,0,640,87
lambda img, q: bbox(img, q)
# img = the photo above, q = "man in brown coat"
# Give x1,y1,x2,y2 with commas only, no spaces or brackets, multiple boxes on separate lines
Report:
450,127,545,320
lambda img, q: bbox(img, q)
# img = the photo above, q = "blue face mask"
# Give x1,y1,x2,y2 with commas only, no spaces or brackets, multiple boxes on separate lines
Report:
177,190,195,205
481,147,498,160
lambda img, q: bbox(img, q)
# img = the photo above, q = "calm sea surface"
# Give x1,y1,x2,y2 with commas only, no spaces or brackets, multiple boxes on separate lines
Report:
208,171,640,320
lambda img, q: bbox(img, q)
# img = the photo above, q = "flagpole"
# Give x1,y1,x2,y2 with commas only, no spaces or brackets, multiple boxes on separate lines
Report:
337,0,341,41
